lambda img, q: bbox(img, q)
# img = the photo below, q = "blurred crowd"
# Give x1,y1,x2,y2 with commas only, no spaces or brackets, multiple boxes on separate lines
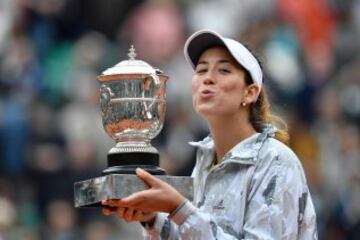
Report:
0,0,359,239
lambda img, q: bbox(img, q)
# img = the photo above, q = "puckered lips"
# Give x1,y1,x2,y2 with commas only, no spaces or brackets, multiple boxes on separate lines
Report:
199,88,215,99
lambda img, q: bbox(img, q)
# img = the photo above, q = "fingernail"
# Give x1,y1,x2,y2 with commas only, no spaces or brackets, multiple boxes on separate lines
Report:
102,208,110,216
136,168,144,174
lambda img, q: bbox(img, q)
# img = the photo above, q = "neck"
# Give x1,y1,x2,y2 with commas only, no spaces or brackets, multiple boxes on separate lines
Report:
208,114,256,164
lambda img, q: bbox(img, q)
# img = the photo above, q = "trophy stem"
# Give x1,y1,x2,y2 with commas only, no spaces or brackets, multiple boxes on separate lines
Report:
102,152,166,175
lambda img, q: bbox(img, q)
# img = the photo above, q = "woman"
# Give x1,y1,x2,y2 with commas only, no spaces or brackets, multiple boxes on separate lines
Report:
102,29,318,239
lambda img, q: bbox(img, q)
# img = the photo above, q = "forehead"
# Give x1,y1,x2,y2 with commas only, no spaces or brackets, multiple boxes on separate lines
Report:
197,46,240,66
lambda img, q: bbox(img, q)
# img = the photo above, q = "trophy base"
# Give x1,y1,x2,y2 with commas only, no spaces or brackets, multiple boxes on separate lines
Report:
74,152,192,208
74,174,193,208
104,152,166,175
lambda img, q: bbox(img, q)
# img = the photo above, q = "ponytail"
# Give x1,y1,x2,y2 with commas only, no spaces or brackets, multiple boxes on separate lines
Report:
244,72,290,145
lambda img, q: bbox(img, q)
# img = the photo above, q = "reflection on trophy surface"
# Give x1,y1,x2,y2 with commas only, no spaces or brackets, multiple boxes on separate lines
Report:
74,46,193,208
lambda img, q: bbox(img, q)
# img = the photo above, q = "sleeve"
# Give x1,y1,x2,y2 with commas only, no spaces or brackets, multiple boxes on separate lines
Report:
241,151,318,240
142,204,245,240
142,213,180,240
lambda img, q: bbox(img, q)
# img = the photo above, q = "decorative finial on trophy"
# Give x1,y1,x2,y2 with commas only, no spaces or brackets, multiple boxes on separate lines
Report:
128,45,137,60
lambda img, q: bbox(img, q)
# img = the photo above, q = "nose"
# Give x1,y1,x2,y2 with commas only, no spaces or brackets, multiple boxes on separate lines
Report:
202,71,215,85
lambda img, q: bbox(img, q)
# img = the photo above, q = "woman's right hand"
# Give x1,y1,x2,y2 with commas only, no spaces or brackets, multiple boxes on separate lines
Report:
102,204,156,224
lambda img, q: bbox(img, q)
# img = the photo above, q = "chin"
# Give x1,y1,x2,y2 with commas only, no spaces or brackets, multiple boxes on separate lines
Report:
196,105,239,119
195,106,220,117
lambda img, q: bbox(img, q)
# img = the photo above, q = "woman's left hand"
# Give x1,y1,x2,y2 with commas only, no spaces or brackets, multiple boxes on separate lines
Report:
102,206,156,223
102,168,185,214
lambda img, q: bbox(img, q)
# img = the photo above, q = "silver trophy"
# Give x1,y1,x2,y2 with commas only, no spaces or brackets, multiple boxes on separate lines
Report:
74,46,193,208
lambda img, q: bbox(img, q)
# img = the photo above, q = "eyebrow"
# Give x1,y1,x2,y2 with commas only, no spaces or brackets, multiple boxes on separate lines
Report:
197,59,232,66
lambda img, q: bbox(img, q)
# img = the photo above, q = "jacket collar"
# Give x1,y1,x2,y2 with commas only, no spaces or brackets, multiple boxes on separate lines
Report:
189,124,277,165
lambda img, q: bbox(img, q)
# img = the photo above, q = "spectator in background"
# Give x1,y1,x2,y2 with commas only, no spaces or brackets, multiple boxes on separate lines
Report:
41,200,80,240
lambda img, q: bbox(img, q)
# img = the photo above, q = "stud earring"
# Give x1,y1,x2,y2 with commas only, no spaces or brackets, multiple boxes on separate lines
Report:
242,102,246,107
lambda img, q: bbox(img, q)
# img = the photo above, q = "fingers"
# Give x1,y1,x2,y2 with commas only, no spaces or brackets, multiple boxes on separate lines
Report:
136,168,161,188
102,199,121,207
133,210,144,221
102,206,112,216
103,206,138,222
119,191,145,207
124,208,135,222
102,199,152,223
102,196,146,210
115,207,126,218
122,208,144,222
102,200,121,216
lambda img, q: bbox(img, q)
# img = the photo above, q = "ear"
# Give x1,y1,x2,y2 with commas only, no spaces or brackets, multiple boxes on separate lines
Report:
243,84,260,105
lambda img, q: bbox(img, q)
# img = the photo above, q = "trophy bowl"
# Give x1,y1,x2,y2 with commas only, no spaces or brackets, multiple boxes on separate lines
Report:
99,76,166,144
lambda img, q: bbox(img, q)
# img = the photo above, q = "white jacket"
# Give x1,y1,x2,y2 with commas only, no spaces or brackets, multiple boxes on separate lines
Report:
144,125,318,239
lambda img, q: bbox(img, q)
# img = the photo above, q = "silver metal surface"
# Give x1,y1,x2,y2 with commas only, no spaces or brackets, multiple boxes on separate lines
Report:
101,45,160,80
74,174,194,208
97,46,168,155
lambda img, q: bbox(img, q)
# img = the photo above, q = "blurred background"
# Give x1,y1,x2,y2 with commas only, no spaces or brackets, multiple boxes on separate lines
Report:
0,0,359,239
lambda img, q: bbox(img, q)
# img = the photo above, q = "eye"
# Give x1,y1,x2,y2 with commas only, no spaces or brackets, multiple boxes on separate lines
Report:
219,68,231,74
195,68,207,74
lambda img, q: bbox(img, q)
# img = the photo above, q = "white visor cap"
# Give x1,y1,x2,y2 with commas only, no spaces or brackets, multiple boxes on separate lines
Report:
184,29,263,93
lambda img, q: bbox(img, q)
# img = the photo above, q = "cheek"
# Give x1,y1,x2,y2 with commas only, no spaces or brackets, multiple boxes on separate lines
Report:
220,81,243,98
191,76,201,92
221,79,242,92
191,77,200,102
219,81,244,105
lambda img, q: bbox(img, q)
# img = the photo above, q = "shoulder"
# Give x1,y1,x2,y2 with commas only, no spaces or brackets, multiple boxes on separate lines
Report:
256,137,308,184
259,137,300,166
250,125,300,169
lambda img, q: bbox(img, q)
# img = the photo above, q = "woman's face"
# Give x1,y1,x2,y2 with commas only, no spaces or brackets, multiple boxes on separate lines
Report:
192,46,249,118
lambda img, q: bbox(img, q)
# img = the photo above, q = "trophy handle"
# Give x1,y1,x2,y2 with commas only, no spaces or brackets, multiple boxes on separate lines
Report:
150,72,161,87
142,73,162,119
100,84,115,118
